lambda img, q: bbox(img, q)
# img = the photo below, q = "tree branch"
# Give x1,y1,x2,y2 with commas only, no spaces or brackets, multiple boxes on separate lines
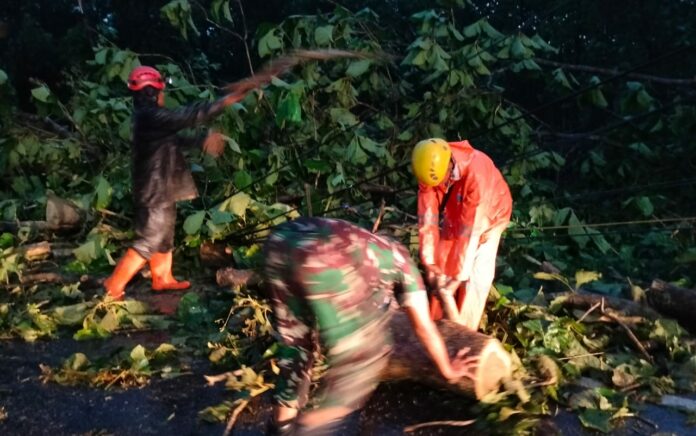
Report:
536,58,696,86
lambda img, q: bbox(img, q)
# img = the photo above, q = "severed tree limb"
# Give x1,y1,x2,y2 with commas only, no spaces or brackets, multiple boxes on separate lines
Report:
602,311,653,363
552,292,661,319
223,399,250,436
404,419,475,433
9,272,103,289
536,58,696,86
647,279,696,333
371,199,386,234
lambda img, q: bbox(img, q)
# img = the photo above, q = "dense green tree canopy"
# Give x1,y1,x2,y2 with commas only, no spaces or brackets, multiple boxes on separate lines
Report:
1,0,695,287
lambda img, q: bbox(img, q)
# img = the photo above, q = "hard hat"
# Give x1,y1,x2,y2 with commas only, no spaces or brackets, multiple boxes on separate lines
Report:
411,138,451,186
127,66,165,91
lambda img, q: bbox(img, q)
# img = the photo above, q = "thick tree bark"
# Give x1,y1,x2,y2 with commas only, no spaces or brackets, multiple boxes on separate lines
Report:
648,279,696,333
382,311,513,399
215,268,512,398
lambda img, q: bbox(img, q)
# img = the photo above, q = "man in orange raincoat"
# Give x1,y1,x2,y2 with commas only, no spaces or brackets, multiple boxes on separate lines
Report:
412,138,512,329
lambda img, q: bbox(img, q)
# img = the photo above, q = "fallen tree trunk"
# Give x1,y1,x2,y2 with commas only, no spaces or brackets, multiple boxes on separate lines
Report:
648,279,696,333
1,196,83,234
382,311,513,399
217,268,513,398
12,272,103,289
18,242,75,261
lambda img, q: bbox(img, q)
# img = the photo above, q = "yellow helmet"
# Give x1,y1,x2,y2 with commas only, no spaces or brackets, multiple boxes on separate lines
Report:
411,138,451,186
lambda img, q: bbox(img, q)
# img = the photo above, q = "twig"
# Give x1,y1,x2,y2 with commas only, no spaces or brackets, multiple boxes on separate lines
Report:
535,58,696,86
603,312,654,363
371,199,386,233
577,301,602,323
223,399,250,436
234,0,254,75
558,352,604,361
404,419,476,433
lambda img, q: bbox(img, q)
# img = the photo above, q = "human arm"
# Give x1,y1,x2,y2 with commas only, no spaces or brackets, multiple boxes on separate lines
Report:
403,292,478,381
417,184,445,287
395,247,477,381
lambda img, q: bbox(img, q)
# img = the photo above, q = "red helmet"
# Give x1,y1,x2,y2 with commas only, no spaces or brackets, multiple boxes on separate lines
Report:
127,66,165,91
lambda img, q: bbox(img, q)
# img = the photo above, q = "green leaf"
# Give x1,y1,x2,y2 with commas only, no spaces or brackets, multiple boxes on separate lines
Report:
73,238,104,264
304,159,331,173
329,108,358,127
31,85,51,103
634,196,654,216
314,25,334,46
233,170,253,190
510,37,527,59
210,210,233,225
183,211,206,235
346,59,371,77
0,69,8,85
258,29,282,57
276,92,302,125
462,22,480,38
94,176,112,210
578,409,613,433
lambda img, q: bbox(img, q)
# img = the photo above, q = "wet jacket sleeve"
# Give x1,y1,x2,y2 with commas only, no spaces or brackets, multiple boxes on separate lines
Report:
138,98,228,135
446,172,482,282
417,184,442,266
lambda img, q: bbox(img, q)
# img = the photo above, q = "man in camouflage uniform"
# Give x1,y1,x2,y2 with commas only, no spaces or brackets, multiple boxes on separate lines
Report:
263,217,476,435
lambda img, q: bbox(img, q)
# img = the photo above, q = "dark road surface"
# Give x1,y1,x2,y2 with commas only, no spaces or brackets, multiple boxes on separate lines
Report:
1,335,693,435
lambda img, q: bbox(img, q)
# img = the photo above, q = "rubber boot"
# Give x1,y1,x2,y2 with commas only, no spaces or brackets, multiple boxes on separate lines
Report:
104,248,146,300
150,251,190,291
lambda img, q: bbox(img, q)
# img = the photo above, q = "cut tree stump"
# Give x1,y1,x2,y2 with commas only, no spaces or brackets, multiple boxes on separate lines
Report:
45,194,83,230
382,311,512,399
648,279,696,333
0,196,83,233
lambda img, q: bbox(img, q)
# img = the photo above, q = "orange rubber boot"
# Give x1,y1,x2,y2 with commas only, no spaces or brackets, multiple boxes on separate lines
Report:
104,248,146,300
150,251,190,291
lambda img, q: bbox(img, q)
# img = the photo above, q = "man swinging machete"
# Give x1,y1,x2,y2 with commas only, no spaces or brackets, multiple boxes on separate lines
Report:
103,66,269,300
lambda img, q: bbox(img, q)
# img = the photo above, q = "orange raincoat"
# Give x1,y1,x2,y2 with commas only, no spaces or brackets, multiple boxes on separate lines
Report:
418,140,512,325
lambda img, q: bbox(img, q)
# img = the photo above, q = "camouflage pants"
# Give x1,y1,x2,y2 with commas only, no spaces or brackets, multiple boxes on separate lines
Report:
265,245,394,412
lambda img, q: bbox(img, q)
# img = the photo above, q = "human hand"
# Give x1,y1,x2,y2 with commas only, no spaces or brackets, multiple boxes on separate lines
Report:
440,278,461,297
202,131,226,157
425,265,445,289
442,347,479,381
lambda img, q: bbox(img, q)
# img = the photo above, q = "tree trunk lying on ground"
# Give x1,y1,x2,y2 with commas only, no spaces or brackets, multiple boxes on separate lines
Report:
218,268,513,399
2,272,104,289
18,241,75,261
648,279,696,333
1,195,83,233
383,311,512,399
